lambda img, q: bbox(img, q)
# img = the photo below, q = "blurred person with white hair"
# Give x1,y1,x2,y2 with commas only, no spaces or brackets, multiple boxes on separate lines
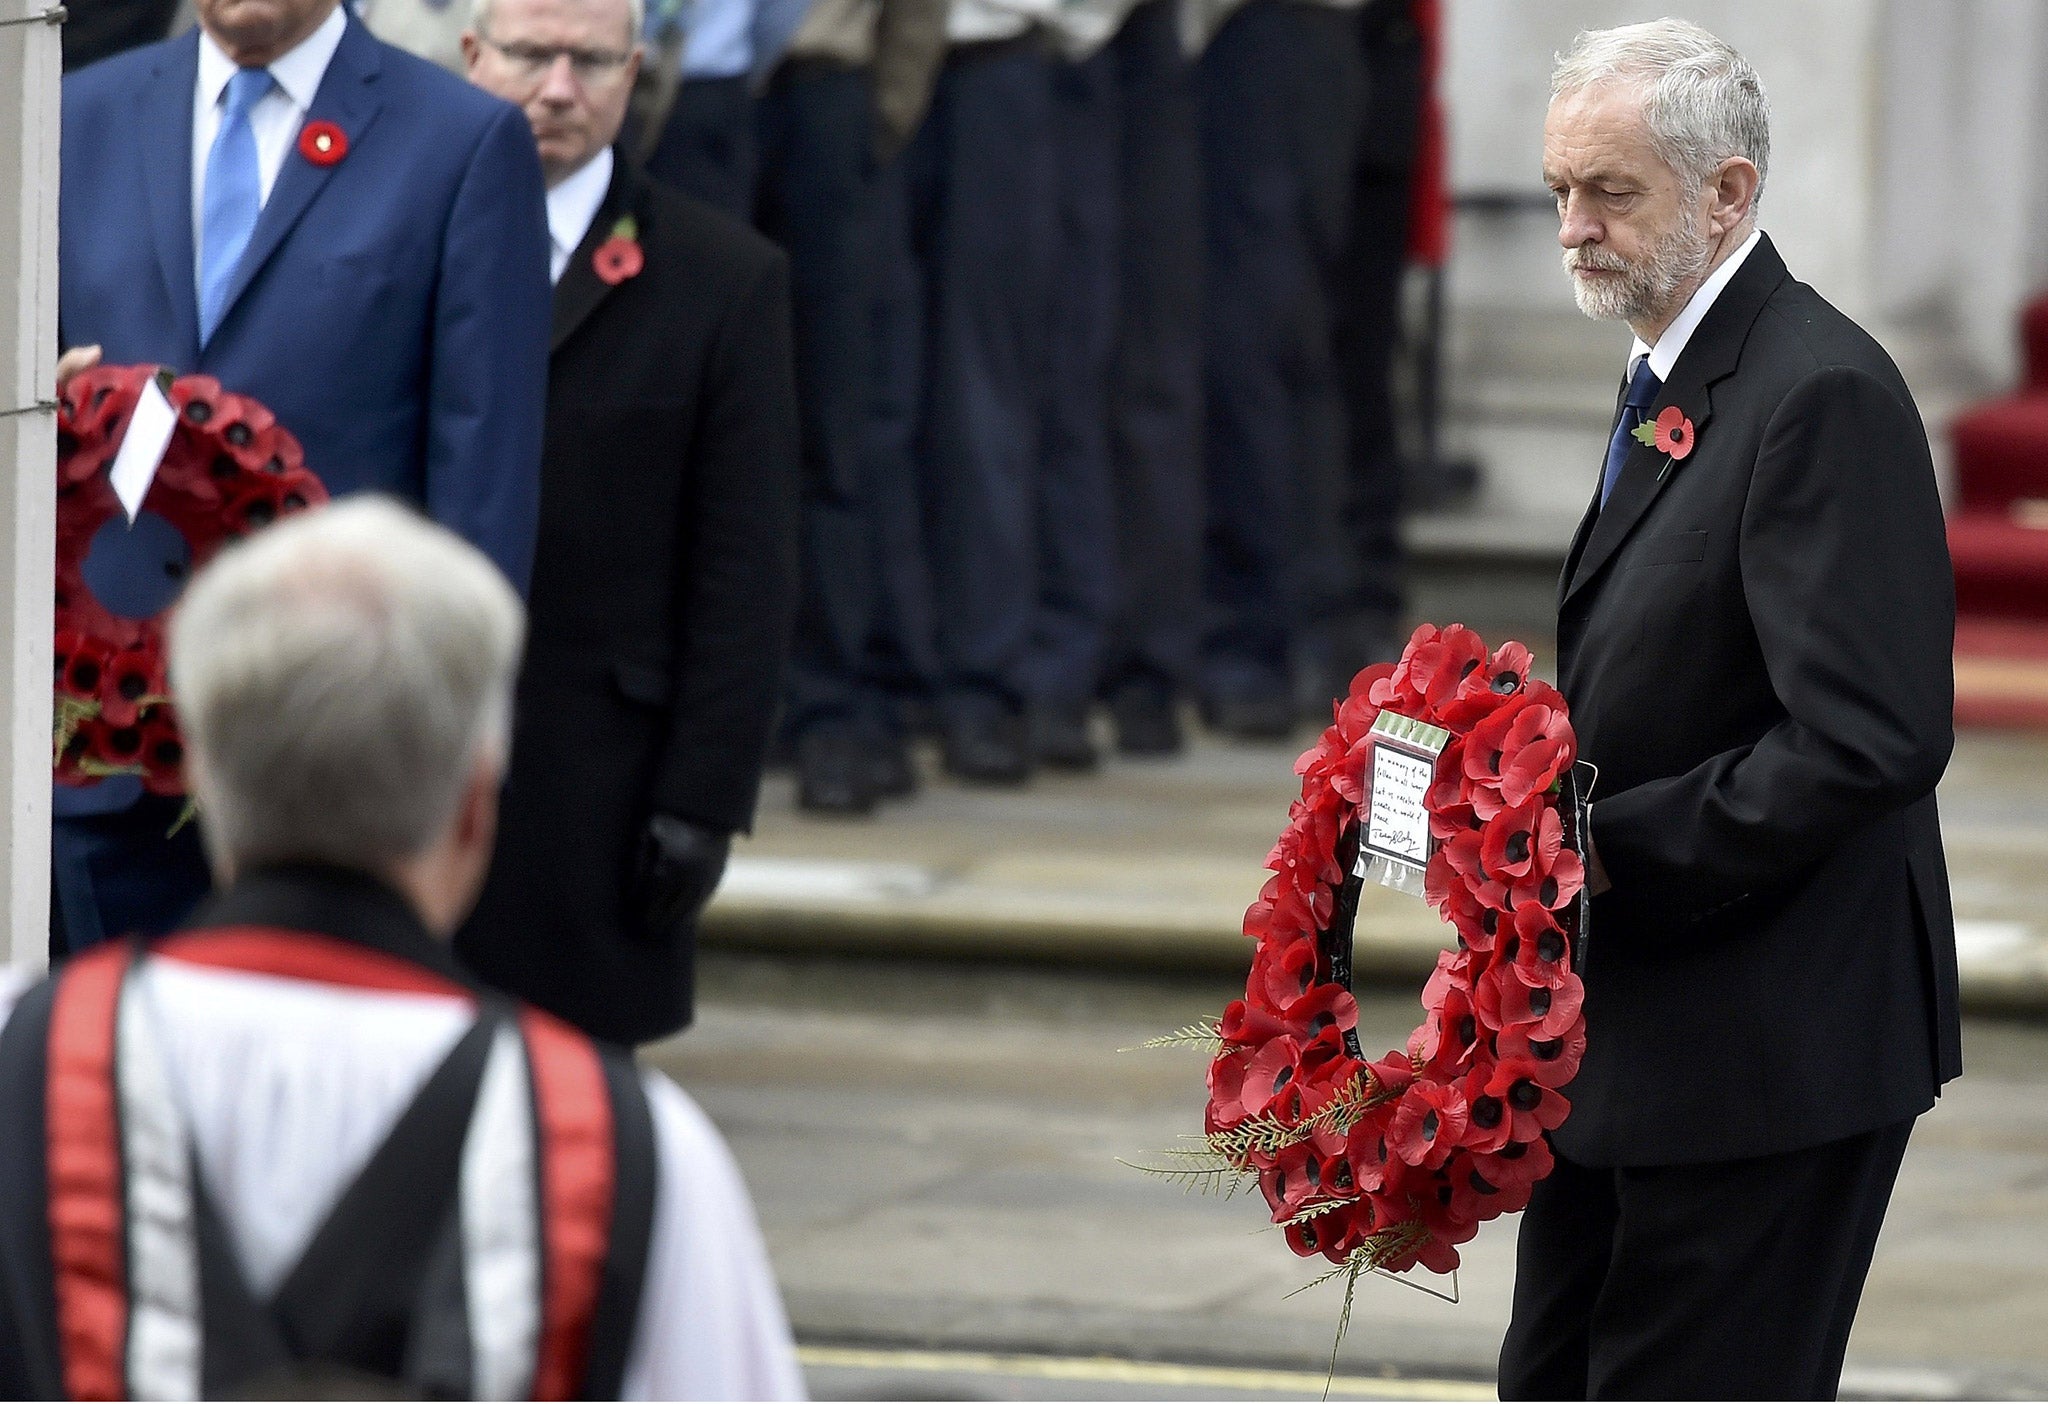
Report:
1506,20,1959,1398
0,501,802,1401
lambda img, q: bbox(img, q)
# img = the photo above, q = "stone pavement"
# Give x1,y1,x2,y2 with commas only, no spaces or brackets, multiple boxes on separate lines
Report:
648,955,2048,1401
703,718,2048,1015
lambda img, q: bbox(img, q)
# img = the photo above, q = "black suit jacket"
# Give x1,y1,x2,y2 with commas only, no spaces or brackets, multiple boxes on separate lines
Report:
1554,234,1962,1167
457,157,800,1045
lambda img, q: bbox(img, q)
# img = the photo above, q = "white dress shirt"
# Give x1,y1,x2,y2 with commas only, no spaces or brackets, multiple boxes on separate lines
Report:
1627,226,1763,383
191,5,349,285
0,963,806,1402
547,147,615,286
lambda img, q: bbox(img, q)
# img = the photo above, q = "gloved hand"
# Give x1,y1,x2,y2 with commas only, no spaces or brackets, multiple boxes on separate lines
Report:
634,814,731,942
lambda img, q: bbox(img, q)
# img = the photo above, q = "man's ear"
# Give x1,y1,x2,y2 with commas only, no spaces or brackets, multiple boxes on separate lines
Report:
459,28,483,76
1708,156,1760,237
453,751,502,858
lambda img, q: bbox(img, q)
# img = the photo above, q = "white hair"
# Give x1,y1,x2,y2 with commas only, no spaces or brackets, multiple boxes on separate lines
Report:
471,0,645,50
1552,18,1770,213
168,497,525,877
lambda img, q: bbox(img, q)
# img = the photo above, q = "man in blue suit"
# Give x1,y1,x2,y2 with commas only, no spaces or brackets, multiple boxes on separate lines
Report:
55,0,552,953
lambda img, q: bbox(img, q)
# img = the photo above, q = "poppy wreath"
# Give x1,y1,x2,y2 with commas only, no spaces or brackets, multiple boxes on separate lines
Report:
1170,623,1585,1290
54,365,329,794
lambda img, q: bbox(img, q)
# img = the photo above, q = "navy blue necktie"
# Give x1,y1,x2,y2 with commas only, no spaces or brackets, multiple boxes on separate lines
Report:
1601,356,1663,508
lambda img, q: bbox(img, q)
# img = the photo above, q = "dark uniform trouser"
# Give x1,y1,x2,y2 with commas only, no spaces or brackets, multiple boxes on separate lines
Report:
50,796,211,957
759,62,885,739
1197,0,1362,703
1499,1119,1916,1402
1025,48,1121,709
887,39,1056,725
647,73,759,222
1318,0,1426,655
1101,0,1205,701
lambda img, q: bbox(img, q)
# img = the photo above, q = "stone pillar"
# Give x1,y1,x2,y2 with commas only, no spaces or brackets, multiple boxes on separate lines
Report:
0,0,60,971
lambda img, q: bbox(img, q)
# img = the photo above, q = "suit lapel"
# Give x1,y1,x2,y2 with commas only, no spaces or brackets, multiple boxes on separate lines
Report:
1561,234,1791,607
138,31,204,366
551,156,643,355
212,17,387,336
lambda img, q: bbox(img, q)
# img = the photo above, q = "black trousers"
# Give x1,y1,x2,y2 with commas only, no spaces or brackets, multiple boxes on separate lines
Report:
759,62,885,738
1499,1119,1916,1401
1101,0,1205,700
1197,0,1363,700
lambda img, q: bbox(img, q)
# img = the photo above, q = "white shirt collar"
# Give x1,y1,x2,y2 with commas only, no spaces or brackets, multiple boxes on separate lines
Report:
197,2,347,115
546,147,616,285
1630,226,1764,382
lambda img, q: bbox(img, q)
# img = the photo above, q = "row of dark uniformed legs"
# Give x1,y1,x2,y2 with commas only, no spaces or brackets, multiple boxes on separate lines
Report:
643,0,1424,814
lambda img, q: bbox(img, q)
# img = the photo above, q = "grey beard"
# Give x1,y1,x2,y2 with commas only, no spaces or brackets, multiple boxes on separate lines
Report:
1564,220,1710,326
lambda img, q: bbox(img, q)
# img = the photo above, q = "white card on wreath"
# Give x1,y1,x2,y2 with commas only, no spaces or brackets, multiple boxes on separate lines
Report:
108,374,177,525
1356,710,1453,899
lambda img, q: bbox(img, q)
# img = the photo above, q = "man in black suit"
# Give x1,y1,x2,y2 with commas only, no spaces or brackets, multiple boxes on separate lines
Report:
457,0,799,1045
1502,21,1961,1399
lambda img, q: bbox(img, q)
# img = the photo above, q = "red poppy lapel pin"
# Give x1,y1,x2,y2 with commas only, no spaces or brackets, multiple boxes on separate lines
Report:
593,216,644,286
298,120,348,168
1631,405,1697,481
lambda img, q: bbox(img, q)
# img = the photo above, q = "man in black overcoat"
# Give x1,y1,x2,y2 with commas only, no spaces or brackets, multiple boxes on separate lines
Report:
1501,20,1961,1399
458,0,800,1045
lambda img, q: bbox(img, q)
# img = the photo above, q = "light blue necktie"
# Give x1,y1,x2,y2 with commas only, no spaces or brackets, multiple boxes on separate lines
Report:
198,67,276,346
1601,355,1663,508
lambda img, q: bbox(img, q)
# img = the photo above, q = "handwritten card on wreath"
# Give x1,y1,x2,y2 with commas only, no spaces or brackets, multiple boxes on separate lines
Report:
1356,710,1452,898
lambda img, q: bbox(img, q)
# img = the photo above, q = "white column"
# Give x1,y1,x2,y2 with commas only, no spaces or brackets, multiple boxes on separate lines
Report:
0,0,60,972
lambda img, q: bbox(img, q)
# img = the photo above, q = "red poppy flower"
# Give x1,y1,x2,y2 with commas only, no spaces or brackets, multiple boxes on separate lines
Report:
593,218,645,285
1390,623,1488,713
96,718,146,767
98,645,160,728
1470,1134,1555,1197
297,120,348,167
1410,984,1483,1075
168,375,225,428
1257,1141,1329,1220
1205,1048,1257,1131
1509,906,1573,987
1362,1049,1417,1105
137,709,187,796
1437,880,1502,953
60,638,115,700
1219,998,1291,1048
1455,1069,1514,1154
1342,1115,1394,1197
1409,1186,1481,1273
1497,1024,1587,1088
1509,847,1585,915
1652,406,1695,460
1476,962,1584,1039
1251,935,1318,1010
1492,696,1577,811
1387,1081,1469,1170
1479,797,1556,882
1484,1062,1572,1141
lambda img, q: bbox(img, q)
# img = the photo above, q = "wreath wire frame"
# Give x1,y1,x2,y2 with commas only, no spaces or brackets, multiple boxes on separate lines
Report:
54,364,330,795
1133,623,1589,1345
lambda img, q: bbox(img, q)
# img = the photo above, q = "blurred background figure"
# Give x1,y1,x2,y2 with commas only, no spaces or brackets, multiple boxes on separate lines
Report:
54,0,549,947
643,0,762,213
1304,0,1437,713
759,0,946,815
0,501,801,1401
866,0,1058,785
457,0,800,1044
1193,0,1364,739
1094,0,1205,759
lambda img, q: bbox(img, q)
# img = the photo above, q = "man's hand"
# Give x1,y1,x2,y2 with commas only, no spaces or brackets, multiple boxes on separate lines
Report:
55,345,102,393
1586,836,1612,896
634,814,731,942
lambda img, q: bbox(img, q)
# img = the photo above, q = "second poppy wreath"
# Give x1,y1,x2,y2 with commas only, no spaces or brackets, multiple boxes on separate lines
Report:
1135,623,1590,1329
54,364,329,796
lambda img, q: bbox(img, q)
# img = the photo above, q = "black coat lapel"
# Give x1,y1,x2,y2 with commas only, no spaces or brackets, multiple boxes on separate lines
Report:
551,155,646,355
1562,234,1791,607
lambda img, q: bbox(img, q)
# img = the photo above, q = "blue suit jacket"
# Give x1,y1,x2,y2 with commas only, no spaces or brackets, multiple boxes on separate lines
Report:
59,15,551,814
